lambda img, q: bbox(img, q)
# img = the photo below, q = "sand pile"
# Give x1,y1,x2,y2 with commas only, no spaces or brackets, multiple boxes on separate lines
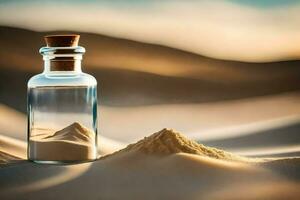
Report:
108,128,245,161
29,122,97,161
44,122,94,143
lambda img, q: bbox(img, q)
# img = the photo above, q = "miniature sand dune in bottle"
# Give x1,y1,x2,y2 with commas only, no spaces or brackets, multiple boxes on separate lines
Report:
29,122,96,161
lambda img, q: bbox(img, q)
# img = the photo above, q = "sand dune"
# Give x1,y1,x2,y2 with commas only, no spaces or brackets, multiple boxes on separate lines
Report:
234,145,300,158
99,93,300,143
259,158,300,181
1,26,300,79
2,67,300,112
206,181,300,200
0,151,21,165
0,135,26,160
1,26,300,110
3,153,297,200
1,91,300,156
0,153,268,199
0,104,27,140
0,129,299,199
204,119,300,149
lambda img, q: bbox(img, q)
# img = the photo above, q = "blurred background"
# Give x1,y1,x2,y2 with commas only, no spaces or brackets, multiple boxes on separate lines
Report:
0,0,300,157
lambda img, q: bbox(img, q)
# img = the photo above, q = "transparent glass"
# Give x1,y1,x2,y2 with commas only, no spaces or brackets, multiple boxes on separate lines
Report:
27,46,98,163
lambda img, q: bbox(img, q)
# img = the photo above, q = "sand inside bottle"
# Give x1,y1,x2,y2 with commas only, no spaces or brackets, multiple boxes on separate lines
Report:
29,122,97,162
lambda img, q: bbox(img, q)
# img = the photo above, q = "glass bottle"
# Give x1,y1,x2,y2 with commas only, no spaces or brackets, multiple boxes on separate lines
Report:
27,35,98,163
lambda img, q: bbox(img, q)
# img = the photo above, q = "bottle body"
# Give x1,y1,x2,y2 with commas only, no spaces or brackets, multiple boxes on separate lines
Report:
27,72,98,163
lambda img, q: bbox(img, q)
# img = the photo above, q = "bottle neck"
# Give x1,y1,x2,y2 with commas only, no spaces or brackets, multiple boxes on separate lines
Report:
43,56,82,74
40,46,86,75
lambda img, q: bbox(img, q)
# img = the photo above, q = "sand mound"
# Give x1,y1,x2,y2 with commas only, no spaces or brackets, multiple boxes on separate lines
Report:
108,128,246,161
29,122,97,161
44,122,94,143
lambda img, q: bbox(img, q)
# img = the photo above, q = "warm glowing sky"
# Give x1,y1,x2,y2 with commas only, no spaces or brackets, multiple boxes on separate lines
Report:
0,0,300,62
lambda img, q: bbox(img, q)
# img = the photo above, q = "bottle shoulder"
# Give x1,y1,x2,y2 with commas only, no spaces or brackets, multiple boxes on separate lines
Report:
28,72,97,88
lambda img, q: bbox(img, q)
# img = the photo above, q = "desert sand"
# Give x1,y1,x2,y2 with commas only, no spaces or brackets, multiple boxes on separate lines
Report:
0,89,299,199
0,26,299,199
0,134,26,164
0,128,299,200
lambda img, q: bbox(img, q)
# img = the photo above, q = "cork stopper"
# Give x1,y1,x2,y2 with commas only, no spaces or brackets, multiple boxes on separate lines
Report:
44,34,80,47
